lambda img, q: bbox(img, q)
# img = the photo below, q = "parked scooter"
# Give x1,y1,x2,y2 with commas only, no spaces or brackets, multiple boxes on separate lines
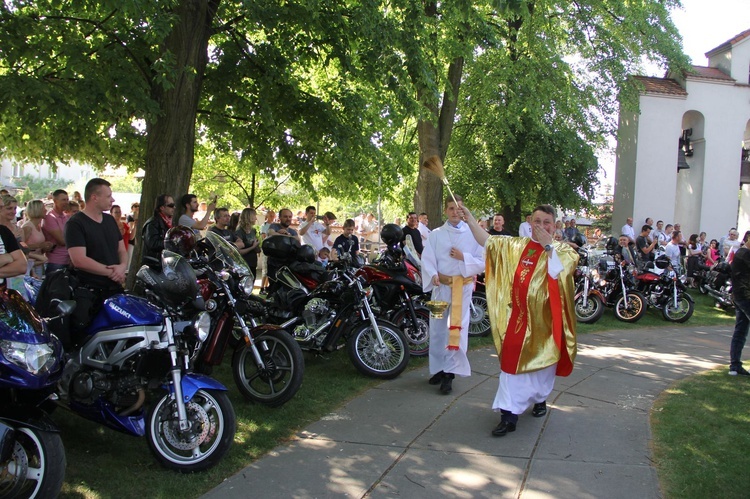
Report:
0,289,67,498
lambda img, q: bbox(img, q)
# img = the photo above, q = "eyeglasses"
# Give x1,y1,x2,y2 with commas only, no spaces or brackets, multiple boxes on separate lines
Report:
165,203,175,208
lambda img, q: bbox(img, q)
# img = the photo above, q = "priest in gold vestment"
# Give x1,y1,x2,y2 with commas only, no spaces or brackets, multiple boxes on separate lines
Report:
461,204,578,437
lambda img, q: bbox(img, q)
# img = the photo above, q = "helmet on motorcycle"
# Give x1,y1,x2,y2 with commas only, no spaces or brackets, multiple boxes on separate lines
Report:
655,254,670,269
164,225,197,257
135,251,200,308
605,236,619,255
296,244,316,263
380,224,404,246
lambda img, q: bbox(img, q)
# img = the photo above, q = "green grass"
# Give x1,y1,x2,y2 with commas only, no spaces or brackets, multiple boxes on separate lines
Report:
57,291,734,498
651,369,750,498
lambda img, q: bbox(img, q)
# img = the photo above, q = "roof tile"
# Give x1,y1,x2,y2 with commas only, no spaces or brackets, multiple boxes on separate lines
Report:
632,76,687,96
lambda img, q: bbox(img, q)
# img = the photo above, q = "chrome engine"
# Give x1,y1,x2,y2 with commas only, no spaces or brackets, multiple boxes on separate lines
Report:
293,298,334,344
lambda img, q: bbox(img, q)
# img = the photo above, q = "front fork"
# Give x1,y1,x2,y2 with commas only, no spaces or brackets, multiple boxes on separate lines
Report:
358,281,386,348
165,317,190,431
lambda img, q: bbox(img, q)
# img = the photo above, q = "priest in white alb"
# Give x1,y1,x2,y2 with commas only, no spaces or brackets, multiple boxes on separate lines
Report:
421,195,485,394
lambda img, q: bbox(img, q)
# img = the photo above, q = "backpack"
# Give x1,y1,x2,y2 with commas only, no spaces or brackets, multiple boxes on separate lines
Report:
35,268,77,347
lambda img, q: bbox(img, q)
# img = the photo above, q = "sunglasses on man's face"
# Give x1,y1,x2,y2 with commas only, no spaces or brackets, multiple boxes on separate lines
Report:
165,203,175,208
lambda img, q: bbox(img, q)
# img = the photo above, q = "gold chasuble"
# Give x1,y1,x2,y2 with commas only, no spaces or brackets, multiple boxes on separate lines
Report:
485,237,578,376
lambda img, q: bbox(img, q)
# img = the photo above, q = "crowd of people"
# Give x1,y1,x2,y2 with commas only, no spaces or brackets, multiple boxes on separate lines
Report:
613,216,745,287
4,181,749,419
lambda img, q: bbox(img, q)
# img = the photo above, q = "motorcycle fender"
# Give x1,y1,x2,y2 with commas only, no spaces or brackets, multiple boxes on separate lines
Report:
575,289,604,301
683,292,695,304
172,373,228,403
248,323,287,339
0,406,60,433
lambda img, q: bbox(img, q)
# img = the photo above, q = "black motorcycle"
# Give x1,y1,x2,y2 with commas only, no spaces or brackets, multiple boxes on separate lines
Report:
573,246,606,324
254,236,410,379
697,261,733,309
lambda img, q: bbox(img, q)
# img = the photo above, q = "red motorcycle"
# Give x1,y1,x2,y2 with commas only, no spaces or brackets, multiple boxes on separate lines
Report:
634,254,694,322
355,224,429,357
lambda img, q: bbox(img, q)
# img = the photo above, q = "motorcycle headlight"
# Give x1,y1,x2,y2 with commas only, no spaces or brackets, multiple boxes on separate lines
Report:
240,276,254,297
0,340,56,375
193,312,212,342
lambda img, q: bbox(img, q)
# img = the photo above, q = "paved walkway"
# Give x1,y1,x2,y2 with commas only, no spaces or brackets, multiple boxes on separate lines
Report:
204,324,732,499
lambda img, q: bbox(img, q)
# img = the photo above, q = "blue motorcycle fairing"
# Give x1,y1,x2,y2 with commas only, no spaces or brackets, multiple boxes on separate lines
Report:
0,288,51,344
86,294,164,335
1,405,60,433
69,399,146,437
0,335,63,391
169,373,228,403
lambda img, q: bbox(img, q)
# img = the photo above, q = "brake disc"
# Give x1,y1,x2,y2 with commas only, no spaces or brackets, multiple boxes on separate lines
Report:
162,401,211,451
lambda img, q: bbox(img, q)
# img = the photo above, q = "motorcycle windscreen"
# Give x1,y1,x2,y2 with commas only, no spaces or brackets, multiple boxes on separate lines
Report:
204,230,252,277
0,288,50,343
87,294,164,334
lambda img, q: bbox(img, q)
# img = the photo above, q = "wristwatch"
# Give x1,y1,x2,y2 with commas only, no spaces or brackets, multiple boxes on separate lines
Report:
544,244,552,252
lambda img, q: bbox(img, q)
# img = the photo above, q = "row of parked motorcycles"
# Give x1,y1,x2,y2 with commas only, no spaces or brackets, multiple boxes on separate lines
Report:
2,222,495,497
573,240,696,325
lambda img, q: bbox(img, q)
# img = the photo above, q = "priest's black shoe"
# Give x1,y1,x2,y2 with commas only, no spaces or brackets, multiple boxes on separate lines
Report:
491,420,516,437
428,371,445,385
532,401,547,418
439,373,454,394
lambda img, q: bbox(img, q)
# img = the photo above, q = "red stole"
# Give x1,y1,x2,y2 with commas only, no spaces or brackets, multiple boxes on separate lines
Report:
501,241,572,375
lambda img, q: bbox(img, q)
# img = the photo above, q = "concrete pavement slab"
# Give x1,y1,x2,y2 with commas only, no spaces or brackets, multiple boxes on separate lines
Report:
536,393,652,465
411,395,544,457
203,325,730,499
524,461,659,499
203,439,402,499
370,449,527,498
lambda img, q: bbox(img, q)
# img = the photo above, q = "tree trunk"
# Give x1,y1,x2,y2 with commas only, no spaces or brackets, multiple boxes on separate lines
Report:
128,0,219,289
413,56,464,229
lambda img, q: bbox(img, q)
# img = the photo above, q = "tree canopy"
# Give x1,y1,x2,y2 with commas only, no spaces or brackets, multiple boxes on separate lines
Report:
0,0,689,236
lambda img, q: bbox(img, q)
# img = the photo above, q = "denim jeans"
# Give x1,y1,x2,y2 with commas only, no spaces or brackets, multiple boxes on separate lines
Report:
730,298,750,369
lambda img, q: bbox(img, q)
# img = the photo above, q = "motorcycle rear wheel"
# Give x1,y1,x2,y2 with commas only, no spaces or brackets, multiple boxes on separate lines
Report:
347,320,410,379
231,329,305,407
468,292,491,337
391,307,430,357
146,389,235,473
662,294,694,322
0,427,65,499
574,294,604,324
614,291,646,323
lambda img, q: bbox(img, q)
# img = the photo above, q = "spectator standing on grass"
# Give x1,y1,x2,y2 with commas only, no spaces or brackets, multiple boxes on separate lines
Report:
729,233,750,376
43,189,70,273
235,208,261,276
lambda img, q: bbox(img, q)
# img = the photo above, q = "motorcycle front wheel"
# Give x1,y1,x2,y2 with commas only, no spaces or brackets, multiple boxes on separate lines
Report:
146,389,235,473
0,427,65,499
468,292,491,337
231,329,305,407
347,319,410,379
613,291,646,323
391,307,430,357
575,294,604,324
662,293,694,322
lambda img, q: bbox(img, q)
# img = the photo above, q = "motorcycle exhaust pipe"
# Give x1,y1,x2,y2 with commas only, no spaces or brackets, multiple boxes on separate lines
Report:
119,388,146,417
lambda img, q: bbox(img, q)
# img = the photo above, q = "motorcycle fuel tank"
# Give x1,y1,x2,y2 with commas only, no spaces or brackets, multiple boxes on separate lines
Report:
87,294,164,334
